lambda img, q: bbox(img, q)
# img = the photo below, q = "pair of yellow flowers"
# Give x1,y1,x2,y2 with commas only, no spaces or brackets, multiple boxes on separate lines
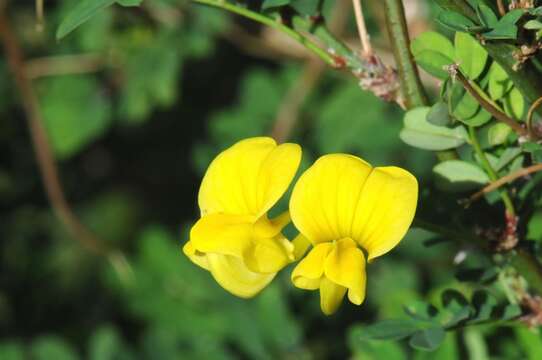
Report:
183,137,418,315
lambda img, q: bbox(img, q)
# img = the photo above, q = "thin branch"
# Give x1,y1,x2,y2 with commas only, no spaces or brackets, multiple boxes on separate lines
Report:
270,0,350,142
469,125,518,250
450,65,528,137
352,0,373,57
191,0,336,66
470,163,542,202
383,0,428,109
24,53,104,79
35,0,44,31
0,6,133,283
527,96,542,138
497,0,507,16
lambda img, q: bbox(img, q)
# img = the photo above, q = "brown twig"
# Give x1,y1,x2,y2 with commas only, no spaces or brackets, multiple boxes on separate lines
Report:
449,64,528,137
352,0,373,57
527,96,542,139
270,0,350,142
0,7,105,255
497,0,507,16
470,163,542,202
0,6,134,283
35,0,44,31
24,53,104,79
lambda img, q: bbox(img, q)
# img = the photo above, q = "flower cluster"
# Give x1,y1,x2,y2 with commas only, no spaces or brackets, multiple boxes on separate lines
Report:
183,137,418,315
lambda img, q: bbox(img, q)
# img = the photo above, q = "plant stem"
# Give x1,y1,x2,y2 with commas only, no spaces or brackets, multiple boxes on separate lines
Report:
0,5,133,284
382,0,456,161
191,0,336,66
352,0,373,57
470,163,542,202
434,0,542,107
527,96,542,138
454,67,528,137
468,126,516,216
383,0,428,109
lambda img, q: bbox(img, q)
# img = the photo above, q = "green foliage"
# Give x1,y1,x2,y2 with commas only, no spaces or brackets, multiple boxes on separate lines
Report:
400,107,468,151
39,75,112,159
57,0,141,39
433,160,490,191
3,0,542,358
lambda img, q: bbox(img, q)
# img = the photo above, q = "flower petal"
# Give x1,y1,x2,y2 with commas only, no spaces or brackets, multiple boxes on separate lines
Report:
289,154,418,259
351,166,418,261
324,238,366,305
198,137,301,218
291,243,333,290
289,154,373,244
190,213,294,274
190,213,253,258
319,277,347,315
182,240,209,270
207,253,275,298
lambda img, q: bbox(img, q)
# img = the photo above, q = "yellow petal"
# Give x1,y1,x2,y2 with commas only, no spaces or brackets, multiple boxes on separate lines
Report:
243,234,294,274
190,213,294,274
319,277,347,315
290,154,373,244
292,234,311,261
291,243,333,290
324,238,366,305
182,240,209,270
351,166,418,261
207,253,275,298
198,137,301,218
190,213,253,258
289,154,418,260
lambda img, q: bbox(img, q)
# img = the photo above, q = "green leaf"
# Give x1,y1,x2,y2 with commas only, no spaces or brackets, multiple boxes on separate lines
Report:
451,88,481,123
427,102,451,126
483,9,525,40
400,107,468,151
500,304,522,320
488,123,512,146
524,20,542,30
488,62,513,100
409,327,446,351
464,107,492,127
433,160,490,191
495,147,522,171
290,0,321,15
437,11,476,32
470,290,497,322
440,289,473,327
476,4,498,28
349,326,407,360
57,0,115,39
356,320,422,341
40,75,112,159
455,32,488,79
404,301,439,322
411,32,455,79
528,211,542,241
262,0,291,10
116,0,142,5
503,87,525,120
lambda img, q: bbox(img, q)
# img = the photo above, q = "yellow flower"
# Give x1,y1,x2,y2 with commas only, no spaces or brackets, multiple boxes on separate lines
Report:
289,154,418,315
183,137,302,298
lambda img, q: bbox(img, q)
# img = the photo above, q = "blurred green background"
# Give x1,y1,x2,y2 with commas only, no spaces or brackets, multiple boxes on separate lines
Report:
1,0,541,359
